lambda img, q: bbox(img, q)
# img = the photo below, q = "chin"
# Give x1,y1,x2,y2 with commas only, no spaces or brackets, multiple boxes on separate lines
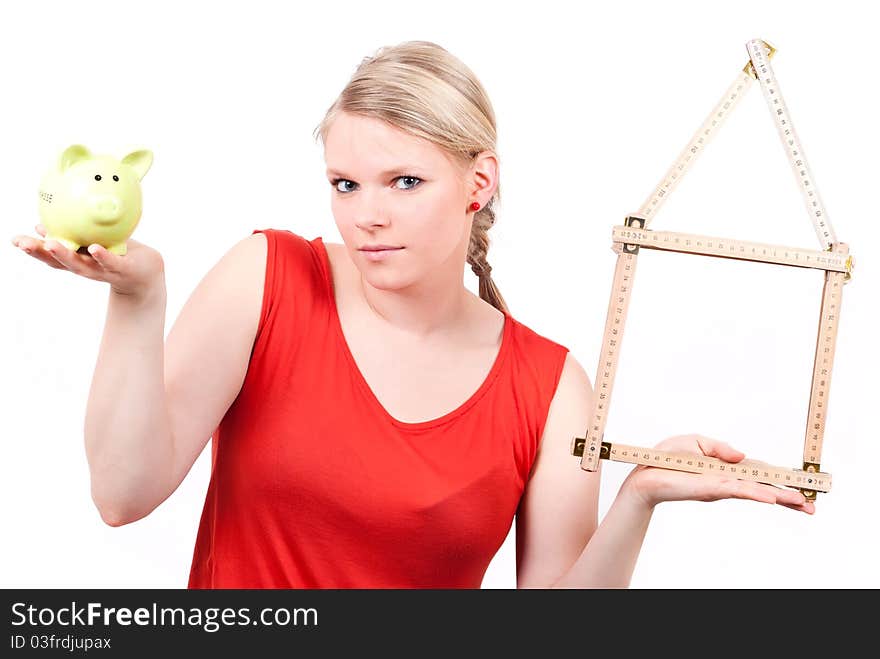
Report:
360,271,409,291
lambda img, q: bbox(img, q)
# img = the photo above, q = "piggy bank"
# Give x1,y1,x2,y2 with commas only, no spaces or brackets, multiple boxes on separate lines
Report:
38,144,153,255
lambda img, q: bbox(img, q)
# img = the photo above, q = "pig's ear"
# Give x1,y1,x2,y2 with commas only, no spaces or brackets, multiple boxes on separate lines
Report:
59,144,92,172
121,149,153,181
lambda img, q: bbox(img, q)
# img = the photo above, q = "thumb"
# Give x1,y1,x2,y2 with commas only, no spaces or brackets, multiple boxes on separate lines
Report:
696,436,745,463
87,244,118,270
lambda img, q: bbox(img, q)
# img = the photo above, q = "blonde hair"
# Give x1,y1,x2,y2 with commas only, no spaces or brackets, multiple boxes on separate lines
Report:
313,40,510,315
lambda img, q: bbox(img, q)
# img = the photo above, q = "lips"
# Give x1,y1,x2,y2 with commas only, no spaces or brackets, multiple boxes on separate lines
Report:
359,246,403,251
360,246,404,261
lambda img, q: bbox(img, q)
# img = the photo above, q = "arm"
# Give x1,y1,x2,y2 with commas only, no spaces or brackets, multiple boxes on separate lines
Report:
85,233,267,526
85,282,172,526
516,352,648,588
547,476,654,588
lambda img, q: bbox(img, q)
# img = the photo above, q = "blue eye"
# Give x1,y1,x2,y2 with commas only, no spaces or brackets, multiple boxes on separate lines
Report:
395,176,421,190
332,178,357,193
330,176,422,194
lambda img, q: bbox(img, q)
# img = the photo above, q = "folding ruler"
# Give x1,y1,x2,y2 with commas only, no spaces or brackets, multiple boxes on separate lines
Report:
571,38,855,502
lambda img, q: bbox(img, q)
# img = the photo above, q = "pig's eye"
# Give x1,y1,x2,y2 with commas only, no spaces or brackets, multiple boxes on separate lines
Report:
113,175,119,182
94,175,102,181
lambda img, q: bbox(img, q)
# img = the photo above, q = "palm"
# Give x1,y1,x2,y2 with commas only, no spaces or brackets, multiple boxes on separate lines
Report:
623,434,815,514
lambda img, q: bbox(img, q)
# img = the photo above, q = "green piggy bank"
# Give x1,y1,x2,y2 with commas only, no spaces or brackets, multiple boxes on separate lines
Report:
38,144,153,255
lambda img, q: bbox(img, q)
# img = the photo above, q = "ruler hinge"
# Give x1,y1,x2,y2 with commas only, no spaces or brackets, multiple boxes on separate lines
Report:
800,462,821,501
570,436,611,459
623,215,645,254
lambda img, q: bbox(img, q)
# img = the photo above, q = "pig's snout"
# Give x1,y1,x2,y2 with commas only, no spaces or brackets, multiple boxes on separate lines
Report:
90,195,123,225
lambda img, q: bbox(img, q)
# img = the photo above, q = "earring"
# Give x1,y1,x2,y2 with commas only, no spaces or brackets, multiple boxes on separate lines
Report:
470,201,480,211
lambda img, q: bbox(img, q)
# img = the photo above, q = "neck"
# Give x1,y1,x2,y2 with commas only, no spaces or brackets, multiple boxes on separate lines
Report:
359,269,473,339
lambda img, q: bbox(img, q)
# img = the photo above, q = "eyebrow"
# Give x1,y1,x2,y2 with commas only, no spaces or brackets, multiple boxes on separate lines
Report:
325,166,425,179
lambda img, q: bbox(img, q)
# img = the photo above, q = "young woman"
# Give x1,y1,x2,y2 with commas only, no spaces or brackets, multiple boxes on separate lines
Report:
11,41,813,589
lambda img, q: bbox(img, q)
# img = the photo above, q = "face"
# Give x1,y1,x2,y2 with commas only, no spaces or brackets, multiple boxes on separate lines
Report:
323,111,496,292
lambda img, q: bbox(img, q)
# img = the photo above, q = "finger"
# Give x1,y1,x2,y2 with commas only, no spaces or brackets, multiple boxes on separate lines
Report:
86,243,121,273
11,234,35,248
12,236,66,269
36,224,46,237
770,486,814,514
44,240,71,266
696,436,745,463
779,499,816,515
730,480,778,504
770,485,808,508
45,240,107,279
750,482,807,508
731,480,812,510
721,479,787,505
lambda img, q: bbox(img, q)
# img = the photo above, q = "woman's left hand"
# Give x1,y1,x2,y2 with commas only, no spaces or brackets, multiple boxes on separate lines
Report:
621,434,815,515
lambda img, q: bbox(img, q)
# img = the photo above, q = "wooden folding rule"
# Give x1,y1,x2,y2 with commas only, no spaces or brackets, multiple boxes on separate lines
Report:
570,39,855,502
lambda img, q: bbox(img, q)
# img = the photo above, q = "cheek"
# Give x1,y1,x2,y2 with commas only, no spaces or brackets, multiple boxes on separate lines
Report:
330,197,355,234
416,186,463,231
329,194,344,219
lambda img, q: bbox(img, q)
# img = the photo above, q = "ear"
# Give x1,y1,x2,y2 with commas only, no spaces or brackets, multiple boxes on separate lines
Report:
58,144,92,172
121,149,154,181
469,151,499,201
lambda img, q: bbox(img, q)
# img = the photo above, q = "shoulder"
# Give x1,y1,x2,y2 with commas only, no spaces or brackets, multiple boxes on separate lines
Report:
523,319,592,416
506,314,572,382
507,314,568,353
249,227,318,255
506,315,592,423
246,228,330,277
232,228,327,316
213,231,268,286
554,351,593,406
501,313,588,418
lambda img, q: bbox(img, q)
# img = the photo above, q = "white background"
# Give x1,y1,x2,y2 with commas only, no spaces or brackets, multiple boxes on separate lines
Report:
2,0,877,589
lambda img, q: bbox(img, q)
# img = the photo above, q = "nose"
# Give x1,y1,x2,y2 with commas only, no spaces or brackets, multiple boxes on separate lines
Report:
351,188,391,230
354,208,392,231
91,195,123,223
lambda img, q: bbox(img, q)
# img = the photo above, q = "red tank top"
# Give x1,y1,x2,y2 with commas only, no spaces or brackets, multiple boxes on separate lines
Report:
187,228,570,588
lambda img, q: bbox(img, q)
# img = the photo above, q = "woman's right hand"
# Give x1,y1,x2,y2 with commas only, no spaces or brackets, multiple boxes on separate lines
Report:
10,224,166,302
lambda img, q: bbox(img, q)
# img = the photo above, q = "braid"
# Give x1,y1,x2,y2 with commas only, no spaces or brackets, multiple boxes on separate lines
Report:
467,200,510,315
